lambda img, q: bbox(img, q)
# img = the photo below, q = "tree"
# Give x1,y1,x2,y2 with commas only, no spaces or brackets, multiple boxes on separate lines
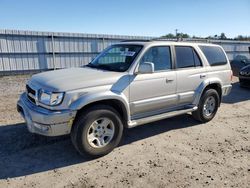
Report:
161,32,190,39
181,33,190,38
161,32,250,41
234,35,250,41
161,33,175,38
219,33,227,39
205,36,213,39
176,32,190,39
236,35,244,40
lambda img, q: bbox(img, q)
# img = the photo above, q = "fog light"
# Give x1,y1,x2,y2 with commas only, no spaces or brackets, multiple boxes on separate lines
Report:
33,123,50,132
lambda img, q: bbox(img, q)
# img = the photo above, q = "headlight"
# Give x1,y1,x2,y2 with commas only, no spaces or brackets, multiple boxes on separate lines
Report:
39,90,64,106
240,71,250,76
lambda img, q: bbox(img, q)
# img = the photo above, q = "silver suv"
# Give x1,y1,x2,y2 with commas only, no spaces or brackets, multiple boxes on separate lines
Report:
17,40,232,157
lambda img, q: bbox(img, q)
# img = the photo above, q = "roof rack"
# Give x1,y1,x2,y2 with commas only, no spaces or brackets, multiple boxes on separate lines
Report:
120,39,151,42
151,37,178,42
121,38,178,42
152,38,211,43
120,38,210,43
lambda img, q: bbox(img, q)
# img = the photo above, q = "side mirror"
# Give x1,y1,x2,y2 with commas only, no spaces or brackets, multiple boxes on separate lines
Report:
137,62,154,74
241,59,247,65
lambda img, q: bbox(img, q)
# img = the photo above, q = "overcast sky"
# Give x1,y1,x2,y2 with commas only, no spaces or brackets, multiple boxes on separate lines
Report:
0,0,249,38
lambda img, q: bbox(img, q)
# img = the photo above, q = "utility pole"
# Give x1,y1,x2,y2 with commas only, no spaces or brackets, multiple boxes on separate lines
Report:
175,29,179,41
175,29,178,38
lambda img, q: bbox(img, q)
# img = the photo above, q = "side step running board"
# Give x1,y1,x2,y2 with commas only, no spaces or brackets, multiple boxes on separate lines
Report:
128,106,198,128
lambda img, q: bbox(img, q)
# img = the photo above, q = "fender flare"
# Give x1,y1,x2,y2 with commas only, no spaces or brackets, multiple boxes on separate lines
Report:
193,78,222,106
69,91,130,123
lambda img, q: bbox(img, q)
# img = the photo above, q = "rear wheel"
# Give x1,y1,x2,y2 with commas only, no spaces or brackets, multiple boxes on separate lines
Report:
192,89,219,123
71,105,123,157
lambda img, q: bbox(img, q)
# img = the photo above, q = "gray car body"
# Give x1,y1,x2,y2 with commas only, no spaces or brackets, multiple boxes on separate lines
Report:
17,41,232,136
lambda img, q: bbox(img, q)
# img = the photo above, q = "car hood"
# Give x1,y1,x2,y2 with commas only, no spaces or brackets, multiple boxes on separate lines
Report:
29,67,126,91
241,64,250,72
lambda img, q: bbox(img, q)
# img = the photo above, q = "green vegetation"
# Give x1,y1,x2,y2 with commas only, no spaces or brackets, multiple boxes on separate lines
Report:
161,32,190,39
161,32,250,41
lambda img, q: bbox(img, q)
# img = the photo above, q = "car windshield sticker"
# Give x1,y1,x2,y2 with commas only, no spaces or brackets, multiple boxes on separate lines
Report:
121,51,136,57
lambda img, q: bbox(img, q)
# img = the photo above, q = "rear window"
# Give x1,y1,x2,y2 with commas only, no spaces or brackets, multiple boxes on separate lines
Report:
199,46,227,66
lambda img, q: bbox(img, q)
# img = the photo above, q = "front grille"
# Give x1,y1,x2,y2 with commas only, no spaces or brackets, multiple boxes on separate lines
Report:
28,95,36,104
26,84,36,104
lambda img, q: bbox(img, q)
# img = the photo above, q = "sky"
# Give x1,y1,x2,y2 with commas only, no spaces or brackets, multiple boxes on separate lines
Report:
0,0,249,38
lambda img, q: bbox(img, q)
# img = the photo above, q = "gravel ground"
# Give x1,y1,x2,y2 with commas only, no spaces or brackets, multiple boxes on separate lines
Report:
0,74,249,188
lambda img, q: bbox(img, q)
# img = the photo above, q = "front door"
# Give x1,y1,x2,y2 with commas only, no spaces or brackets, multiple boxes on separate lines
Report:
129,46,177,119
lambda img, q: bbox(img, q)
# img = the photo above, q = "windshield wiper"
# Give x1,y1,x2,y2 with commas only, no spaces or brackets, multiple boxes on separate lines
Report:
97,64,115,71
86,63,116,72
85,63,98,68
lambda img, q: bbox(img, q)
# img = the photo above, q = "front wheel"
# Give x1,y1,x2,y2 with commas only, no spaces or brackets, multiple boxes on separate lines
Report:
192,89,220,123
71,105,123,157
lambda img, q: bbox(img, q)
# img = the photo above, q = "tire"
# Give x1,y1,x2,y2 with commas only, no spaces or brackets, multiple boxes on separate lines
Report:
192,89,219,123
71,105,123,158
239,81,245,88
239,79,243,87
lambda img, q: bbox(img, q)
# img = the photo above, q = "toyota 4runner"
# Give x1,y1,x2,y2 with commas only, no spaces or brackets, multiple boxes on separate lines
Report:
17,40,232,157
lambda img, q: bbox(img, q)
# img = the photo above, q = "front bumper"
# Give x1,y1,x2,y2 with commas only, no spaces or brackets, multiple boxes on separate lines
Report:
239,76,250,87
239,75,250,80
17,93,76,136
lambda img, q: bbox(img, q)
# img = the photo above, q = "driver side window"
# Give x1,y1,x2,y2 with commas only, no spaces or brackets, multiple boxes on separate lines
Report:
140,46,172,71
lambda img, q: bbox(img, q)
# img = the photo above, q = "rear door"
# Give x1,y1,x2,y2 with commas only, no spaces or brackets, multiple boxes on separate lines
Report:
174,46,207,106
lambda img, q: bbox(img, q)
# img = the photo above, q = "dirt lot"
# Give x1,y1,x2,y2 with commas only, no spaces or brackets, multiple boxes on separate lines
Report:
0,75,249,188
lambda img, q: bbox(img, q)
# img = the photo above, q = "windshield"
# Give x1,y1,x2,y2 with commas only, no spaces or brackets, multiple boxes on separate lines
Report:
86,44,143,72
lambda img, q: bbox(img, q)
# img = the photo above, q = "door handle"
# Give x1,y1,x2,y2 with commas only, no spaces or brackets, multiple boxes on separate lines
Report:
200,74,206,79
166,78,174,83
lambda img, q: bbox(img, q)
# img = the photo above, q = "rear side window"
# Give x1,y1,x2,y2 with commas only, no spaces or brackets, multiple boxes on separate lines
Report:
175,46,202,68
199,46,227,66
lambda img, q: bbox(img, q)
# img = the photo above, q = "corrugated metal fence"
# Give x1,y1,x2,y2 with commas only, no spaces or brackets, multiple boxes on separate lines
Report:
210,40,250,61
0,29,250,75
0,29,152,74
184,38,250,61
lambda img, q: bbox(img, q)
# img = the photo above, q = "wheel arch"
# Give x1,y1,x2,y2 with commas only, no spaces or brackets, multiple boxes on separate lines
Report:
70,91,130,128
194,79,223,106
204,83,222,103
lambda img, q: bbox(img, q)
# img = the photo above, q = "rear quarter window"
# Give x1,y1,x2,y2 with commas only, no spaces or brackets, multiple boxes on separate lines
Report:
199,46,227,66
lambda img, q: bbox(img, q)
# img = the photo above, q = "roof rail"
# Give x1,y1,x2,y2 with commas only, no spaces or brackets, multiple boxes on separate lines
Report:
121,38,178,42
151,37,178,42
151,38,212,43
120,38,211,43
120,39,151,42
